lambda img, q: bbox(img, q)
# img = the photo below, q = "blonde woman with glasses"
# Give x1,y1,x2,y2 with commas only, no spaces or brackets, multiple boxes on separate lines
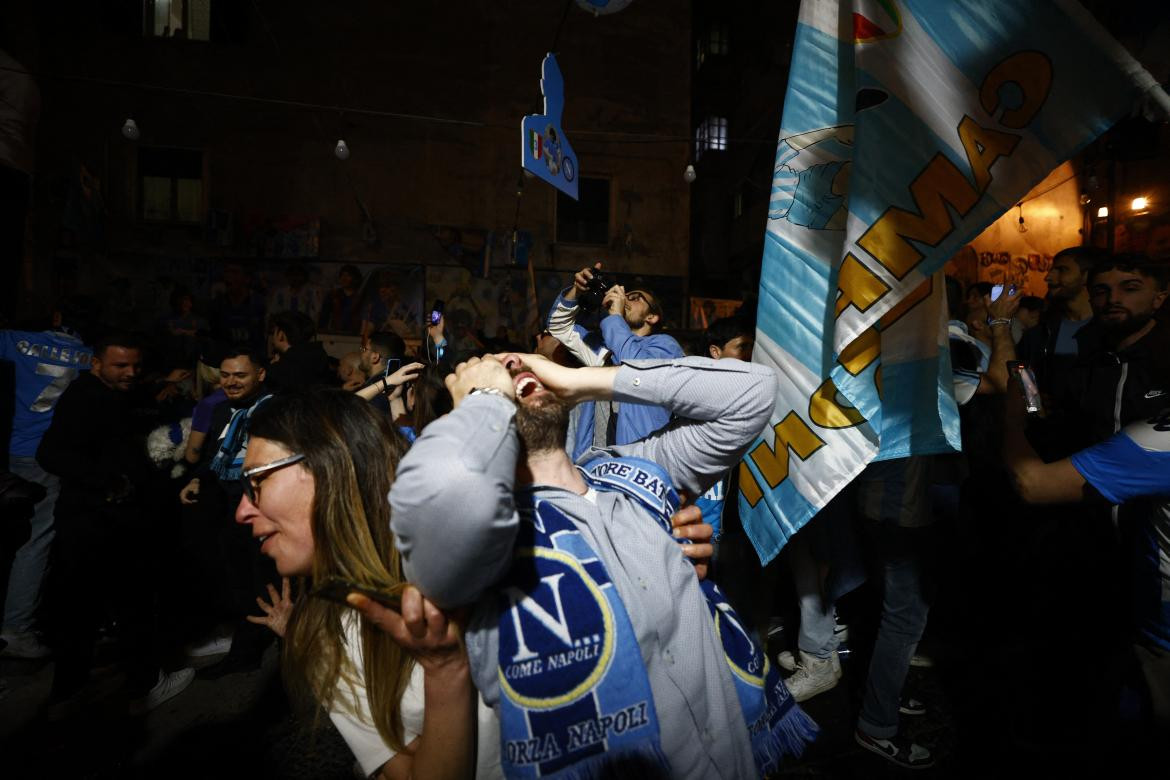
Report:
237,388,499,779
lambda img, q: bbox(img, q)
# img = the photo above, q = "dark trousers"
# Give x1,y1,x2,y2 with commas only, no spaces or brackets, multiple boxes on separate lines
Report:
857,520,936,738
47,502,161,698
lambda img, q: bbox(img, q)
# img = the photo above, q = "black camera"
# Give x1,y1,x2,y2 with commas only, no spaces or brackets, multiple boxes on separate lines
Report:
578,271,614,312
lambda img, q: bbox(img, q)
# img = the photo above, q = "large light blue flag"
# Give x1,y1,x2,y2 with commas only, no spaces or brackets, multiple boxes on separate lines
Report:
739,0,1169,563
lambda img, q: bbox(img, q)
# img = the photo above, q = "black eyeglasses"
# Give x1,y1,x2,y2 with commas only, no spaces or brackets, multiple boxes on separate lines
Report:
240,453,305,505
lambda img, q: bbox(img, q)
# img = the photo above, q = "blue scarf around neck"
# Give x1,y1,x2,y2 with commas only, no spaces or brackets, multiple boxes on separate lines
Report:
209,393,272,481
495,455,818,779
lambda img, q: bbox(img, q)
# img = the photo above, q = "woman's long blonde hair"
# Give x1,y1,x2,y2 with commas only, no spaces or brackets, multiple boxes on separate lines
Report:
194,360,220,400
247,389,413,750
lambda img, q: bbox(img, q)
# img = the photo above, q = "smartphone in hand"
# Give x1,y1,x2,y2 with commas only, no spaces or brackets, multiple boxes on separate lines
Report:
990,284,1016,301
429,299,445,326
310,578,405,611
1007,360,1044,415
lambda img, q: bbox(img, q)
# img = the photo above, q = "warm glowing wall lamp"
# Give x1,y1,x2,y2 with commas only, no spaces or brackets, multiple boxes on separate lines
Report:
1096,206,1109,218
1132,197,1149,211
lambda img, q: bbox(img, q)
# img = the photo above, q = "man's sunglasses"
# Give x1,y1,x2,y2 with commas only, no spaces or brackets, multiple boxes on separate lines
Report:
240,453,305,504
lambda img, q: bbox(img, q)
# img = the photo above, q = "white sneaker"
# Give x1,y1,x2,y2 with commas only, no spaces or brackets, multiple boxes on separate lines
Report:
778,648,842,680
129,668,195,714
782,650,840,702
185,634,233,659
0,630,52,659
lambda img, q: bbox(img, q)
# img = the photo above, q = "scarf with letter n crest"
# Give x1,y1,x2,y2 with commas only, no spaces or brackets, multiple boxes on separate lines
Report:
495,455,818,779
209,393,272,481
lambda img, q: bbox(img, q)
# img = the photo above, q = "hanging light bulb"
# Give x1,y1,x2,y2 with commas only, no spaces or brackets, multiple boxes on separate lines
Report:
122,118,140,141
1016,203,1028,234
334,139,350,160
683,164,697,183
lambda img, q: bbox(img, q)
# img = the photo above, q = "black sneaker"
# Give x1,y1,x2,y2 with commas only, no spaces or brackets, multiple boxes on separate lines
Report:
899,696,927,716
854,729,934,769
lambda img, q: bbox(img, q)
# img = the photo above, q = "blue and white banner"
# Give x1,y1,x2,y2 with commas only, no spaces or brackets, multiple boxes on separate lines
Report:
739,0,1170,563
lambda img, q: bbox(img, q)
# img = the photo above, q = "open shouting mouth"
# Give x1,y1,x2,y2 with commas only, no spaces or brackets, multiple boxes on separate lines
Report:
513,372,545,401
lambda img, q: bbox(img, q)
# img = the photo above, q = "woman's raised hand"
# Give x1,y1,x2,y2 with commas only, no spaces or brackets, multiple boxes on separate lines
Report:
247,577,294,638
347,585,467,674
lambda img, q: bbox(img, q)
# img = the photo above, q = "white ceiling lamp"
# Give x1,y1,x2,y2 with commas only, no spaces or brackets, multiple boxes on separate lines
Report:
122,118,140,141
334,139,351,160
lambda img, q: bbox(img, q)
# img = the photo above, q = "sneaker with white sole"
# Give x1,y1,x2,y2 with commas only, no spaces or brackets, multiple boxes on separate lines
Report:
782,650,840,702
129,668,195,715
899,696,927,716
778,648,842,680
185,634,233,659
0,630,52,659
854,729,934,769
909,651,934,668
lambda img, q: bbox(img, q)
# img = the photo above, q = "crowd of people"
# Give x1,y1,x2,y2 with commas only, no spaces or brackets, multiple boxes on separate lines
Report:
1,249,1167,776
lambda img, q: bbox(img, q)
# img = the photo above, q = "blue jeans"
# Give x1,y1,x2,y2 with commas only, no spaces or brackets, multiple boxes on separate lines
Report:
3,457,59,633
790,529,839,658
857,520,934,739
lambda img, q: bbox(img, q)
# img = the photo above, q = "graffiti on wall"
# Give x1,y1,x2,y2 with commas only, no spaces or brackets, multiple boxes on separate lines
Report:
946,245,1053,297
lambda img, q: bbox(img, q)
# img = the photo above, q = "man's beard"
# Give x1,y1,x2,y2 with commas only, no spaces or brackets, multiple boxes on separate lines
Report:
515,395,570,454
1100,308,1154,342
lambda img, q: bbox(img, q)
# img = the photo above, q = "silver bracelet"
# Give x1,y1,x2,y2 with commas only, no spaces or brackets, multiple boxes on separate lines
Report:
468,386,505,397
988,318,1012,327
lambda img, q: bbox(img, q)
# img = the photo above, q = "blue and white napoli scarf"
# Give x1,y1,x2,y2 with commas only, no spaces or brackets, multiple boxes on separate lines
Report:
496,456,817,779
209,393,272,481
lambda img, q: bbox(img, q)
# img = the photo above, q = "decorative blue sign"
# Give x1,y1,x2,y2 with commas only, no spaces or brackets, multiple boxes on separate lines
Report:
521,53,578,201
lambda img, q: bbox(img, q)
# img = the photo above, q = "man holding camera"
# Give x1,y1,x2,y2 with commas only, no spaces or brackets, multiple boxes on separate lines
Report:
547,263,684,446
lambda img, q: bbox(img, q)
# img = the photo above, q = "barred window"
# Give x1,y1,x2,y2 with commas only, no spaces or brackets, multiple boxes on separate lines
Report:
695,117,728,160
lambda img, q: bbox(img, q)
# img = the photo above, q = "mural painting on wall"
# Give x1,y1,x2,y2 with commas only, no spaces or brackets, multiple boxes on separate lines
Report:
945,245,1052,297
424,265,550,354
976,251,1051,296
244,215,321,258
69,255,686,358
83,256,422,344
348,265,425,339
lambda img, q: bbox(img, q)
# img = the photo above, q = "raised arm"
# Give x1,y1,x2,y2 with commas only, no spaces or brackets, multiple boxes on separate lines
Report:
608,358,776,495
546,290,610,367
509,354,776,497
1002,375,1087,503
980,287,1021,394
389,361,520,608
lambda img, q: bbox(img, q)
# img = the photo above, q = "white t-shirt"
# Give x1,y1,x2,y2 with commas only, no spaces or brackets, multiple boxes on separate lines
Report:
328,616,502,779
